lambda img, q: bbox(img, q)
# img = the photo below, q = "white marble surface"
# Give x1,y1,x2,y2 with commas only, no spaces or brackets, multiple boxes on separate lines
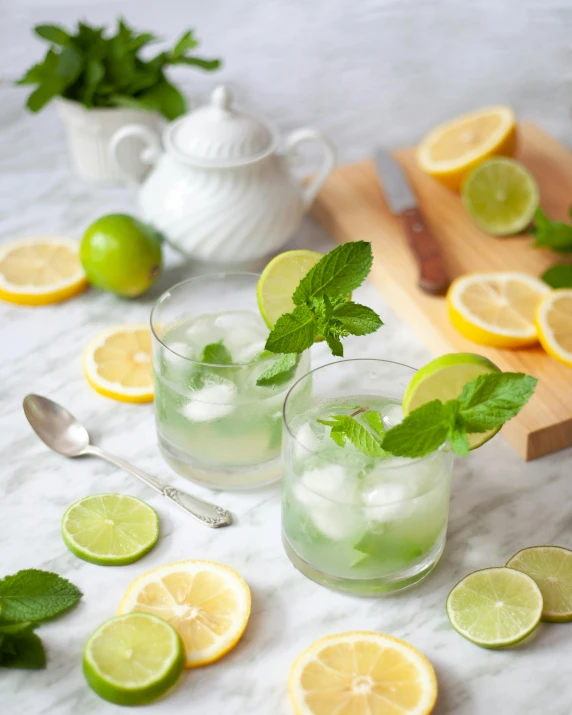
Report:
1,2,572,712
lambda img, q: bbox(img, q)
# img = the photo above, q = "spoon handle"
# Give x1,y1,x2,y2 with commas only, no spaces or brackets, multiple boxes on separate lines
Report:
86,446,232,528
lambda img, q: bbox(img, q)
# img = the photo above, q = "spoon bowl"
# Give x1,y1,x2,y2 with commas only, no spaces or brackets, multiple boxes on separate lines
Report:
23,394,90,457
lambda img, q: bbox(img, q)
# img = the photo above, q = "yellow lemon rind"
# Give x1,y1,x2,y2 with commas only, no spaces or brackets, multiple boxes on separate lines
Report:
535,290,572,367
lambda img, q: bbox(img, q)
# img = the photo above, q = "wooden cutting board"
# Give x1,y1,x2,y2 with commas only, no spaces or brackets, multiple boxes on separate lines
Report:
312,122,572,461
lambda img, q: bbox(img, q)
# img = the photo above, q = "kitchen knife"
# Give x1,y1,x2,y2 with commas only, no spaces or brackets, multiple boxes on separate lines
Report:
374,150,450,295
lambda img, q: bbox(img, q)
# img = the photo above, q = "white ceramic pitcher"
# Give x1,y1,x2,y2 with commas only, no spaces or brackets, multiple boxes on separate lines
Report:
110,86,336,264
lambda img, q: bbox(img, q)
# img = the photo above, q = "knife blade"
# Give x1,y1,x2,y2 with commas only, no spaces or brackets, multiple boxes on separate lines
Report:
374,150,450,295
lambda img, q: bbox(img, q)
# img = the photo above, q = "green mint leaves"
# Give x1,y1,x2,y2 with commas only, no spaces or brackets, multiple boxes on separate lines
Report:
542,264,572,289
531,208,572,254
265,242,383,358
320,372,537,459
201,341,232,365
0,569,82,670
256,353,299,386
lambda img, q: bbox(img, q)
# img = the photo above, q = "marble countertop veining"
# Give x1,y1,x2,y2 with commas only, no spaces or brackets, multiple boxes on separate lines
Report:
1,80,572,715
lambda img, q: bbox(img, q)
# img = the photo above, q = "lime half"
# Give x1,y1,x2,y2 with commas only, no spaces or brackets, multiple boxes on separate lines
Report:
446,567,543,648
257,249,323,327
62,494,159,566
462,158,539,236
507,546,572,622
403,353,501,449
84,613,185,705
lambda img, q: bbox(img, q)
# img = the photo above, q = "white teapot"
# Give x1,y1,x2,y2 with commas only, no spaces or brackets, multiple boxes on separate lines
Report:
110,86,336,264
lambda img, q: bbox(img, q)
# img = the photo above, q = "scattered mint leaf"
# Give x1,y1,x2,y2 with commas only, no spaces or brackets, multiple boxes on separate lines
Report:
0,570,82,623
542,264,572,289
362,410,384,436
531,208,572,253
292,241,374,305
332,302,383,336
382,401,449,458
265,305,316,354
317,415,386,457
458,373,537,432
256,353,299,386
0,632,46,669
201,341,232,365
0,621,36,636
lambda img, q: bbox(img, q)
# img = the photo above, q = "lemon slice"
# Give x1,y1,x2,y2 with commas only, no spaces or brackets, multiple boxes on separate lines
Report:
462,158,539,236
118,559,251,668
289,631,437,715
83,324,154,403
507,546,572,622
0,236,87,306
447,272,550,348
535,289,572,367
417,106,517,191
257,249,323,327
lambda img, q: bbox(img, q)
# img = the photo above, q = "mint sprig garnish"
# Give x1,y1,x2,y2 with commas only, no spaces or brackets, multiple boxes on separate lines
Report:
0,569,82,670
319,372,537,459
264,242,383,359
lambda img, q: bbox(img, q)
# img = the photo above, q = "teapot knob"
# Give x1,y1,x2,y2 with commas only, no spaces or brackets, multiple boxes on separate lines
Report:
211,85,233,112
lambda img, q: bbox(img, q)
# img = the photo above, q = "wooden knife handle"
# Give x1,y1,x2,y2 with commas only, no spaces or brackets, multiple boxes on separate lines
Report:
401,207,450,295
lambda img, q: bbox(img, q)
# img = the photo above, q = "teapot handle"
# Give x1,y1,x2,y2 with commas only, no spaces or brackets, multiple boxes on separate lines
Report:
284,128,336,208
109,124,162,186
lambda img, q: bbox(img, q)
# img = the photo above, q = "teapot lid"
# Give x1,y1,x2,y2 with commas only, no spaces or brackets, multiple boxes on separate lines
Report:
164,85,277,167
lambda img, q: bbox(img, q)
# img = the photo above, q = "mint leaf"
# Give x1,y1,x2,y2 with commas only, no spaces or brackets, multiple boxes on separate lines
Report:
293,241,374,305
0,621,36,636
531,208,572,253
318,415,386,457
333,302,383,336
449,423,469,456
256,353,299,386
201,341,232,365
0,633,46,669
265,305,317,354
542,264,572,289
324,332,344,357
382,401,449,458
0,570,82,623
362,410,384,436
458,373,537,432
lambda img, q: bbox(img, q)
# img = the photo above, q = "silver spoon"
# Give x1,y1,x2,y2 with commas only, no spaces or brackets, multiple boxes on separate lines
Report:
23,394,232,528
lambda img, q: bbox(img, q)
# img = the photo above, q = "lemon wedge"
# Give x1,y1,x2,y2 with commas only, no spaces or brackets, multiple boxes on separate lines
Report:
536,289,572,367
83,324,154,403
118,559,251,668
447,272,550,348
0,236,87,305
289,631,437,715
417,106,517,191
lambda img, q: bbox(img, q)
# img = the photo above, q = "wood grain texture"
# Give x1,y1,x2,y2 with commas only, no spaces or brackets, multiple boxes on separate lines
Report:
312,122,572,461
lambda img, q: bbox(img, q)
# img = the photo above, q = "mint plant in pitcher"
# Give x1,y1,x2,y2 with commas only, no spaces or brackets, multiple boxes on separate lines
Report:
151,243,383,490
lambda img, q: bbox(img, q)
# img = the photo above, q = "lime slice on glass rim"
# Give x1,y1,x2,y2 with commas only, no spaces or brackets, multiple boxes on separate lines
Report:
461,158,539,236
62,493,159,566
446,567,543,648
83,613,185,705
257,249,323,328
507,546,572,622
402,352,501,449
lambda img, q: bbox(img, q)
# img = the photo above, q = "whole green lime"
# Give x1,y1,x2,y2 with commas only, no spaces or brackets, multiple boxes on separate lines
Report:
80,214,163,297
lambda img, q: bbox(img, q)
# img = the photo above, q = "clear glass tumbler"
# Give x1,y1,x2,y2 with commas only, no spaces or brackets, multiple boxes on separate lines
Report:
151,273,310,489
282,359,454,595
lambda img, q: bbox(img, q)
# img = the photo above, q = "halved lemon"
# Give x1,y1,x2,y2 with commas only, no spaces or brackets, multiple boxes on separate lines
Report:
118,559,251,668
417,106,517,191
535,289,572,367
447,272,550,348
289,631,437,715
83,324,154,403
0,236,87,305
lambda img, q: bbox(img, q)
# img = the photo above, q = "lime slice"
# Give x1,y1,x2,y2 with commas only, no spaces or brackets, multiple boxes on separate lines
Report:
446,567,543,648
62,494,159,566
257,250,323,327
507,546,572,622
462,158,539,236
403,352,501,449
83,613,185,705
